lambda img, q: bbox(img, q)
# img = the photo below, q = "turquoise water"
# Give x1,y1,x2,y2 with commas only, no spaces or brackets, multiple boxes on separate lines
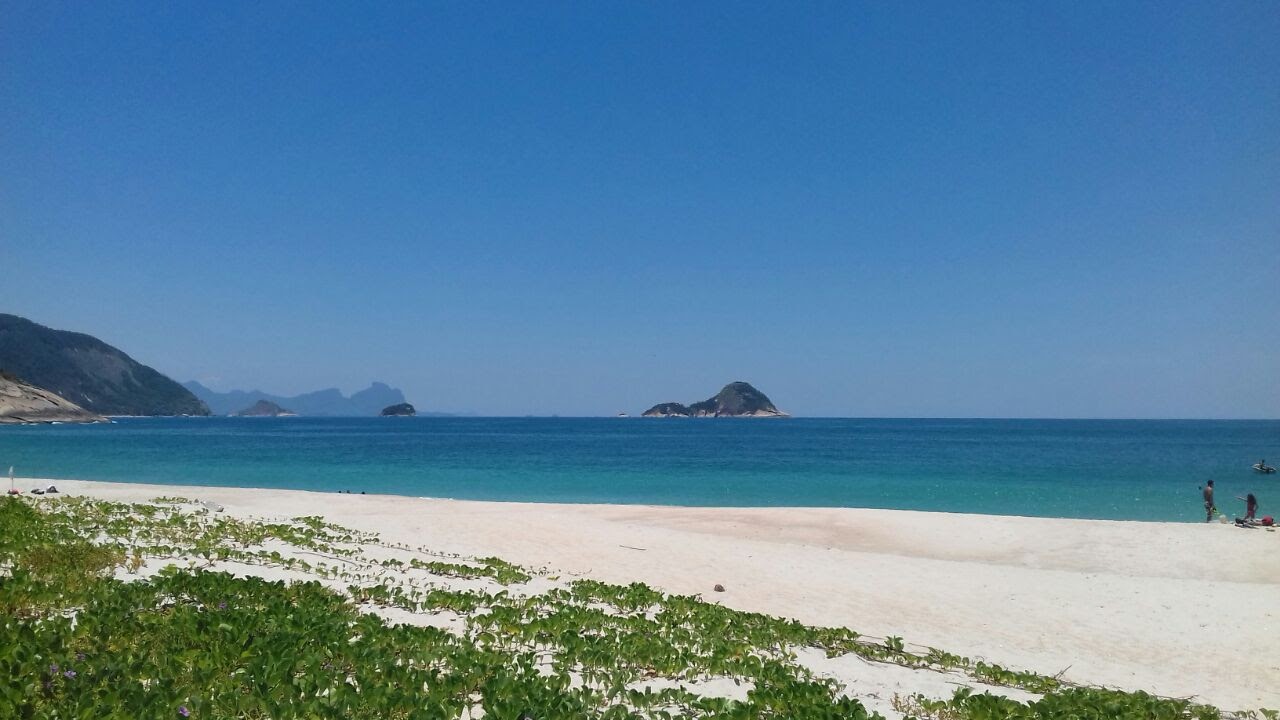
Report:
1,417,1276,522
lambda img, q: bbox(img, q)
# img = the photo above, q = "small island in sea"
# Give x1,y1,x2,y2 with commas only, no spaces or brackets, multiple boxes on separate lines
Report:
232,400,296,417
380,402,416,416
643,381,789,417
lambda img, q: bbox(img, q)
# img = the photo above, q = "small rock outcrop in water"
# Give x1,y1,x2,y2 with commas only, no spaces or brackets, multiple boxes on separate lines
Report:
233,400,296,417
380,403,416,416
0,371,109,424
642,382,789,418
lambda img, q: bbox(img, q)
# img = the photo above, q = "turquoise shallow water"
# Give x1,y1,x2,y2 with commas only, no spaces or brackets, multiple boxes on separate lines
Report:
1,417,1276,522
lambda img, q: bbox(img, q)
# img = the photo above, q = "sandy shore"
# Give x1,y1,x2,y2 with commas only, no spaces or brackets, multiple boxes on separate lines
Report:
28,478,1280,710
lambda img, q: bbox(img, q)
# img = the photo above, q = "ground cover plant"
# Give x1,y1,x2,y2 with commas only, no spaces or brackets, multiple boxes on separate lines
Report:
0,495,1266,719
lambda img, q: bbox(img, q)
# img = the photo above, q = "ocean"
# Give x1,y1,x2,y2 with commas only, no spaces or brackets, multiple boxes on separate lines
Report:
1,417,1275,522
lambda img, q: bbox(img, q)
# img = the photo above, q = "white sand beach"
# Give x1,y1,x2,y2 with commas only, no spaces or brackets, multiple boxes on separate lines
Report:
30,478,1280,712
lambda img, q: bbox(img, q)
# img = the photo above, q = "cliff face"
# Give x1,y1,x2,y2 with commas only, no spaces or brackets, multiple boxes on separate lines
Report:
0,373,109,424
643,382,788,418
0,314,209,416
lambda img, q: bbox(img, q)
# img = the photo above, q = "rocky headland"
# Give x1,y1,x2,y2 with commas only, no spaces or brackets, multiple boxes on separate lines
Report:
0,371,110,424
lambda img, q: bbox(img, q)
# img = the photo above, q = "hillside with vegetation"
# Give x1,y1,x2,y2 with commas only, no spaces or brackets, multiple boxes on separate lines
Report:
0,314,208,416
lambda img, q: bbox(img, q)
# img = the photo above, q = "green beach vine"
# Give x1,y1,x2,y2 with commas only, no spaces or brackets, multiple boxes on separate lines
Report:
0,495,1263,719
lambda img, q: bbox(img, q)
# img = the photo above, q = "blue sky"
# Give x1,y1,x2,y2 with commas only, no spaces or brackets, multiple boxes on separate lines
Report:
3,2,1277,417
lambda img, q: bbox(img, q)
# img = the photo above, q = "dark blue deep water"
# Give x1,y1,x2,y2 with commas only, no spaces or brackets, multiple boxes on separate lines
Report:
1,417,1276,522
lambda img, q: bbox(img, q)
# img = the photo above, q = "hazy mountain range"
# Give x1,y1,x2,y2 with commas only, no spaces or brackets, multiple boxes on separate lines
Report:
184,381,417,417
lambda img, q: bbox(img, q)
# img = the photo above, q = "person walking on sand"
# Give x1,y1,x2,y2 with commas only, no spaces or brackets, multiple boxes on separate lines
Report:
1202,480,1215,522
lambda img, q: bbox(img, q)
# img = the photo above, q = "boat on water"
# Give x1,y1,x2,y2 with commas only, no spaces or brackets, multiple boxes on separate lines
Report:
1253,462,1276,474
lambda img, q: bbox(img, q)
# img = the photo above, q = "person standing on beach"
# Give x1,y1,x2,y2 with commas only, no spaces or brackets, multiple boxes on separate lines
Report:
1202,480,1215,522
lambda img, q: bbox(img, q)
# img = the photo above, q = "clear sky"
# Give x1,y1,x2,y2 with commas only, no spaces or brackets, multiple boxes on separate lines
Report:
3,2,1277,417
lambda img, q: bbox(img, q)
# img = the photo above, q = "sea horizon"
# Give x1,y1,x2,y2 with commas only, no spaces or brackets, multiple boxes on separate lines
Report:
4,416,1275,523
100,414,1280,421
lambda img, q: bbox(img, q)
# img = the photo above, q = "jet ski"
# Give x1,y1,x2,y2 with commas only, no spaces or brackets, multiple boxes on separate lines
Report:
1253,463,1276,474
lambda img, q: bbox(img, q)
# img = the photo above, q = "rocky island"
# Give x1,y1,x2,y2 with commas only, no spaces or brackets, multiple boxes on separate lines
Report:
232,400,296,417
0,371,109,424
380,403,416,416
642,382,789,418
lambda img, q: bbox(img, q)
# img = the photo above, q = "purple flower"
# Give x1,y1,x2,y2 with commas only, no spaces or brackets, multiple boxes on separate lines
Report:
75,652,85,661
217,602,227,610
63,670,76,679
179,705,190,717
49,663,58,674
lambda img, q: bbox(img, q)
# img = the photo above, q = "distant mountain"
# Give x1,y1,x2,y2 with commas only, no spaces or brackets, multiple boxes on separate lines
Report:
0,314,209,416
642,381,789,418
0,370,108,425
380,403,416,417
233,400,296,417
185,380,408,416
